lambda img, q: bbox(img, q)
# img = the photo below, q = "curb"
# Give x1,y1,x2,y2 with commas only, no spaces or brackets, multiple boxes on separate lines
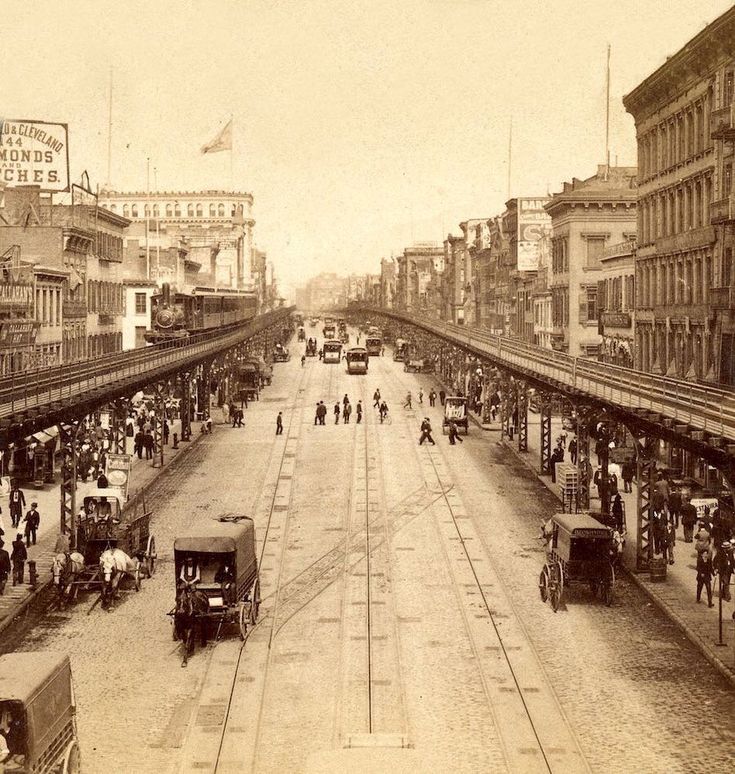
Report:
0,429,208,639
499,437,735,691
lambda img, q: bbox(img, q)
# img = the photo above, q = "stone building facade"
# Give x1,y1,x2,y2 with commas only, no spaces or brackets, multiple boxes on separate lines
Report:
623,6,735,381
597,238,636,367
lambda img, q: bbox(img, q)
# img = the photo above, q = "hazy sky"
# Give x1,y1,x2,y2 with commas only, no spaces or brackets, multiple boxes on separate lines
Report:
2,0,733,295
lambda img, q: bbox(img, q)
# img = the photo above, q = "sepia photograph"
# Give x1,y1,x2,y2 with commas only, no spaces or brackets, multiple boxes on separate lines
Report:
1,1,735,771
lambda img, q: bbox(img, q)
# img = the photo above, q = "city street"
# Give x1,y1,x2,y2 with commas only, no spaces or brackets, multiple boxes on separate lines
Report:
4,327,733,774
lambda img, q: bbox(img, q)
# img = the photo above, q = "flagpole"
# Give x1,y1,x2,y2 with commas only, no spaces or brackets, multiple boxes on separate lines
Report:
229,113,234,191
146,157,150,281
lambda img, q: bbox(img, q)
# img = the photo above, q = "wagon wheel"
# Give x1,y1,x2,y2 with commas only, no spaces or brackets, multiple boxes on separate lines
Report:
601,563,615,607
250,579,261,624
538,567,549,603
238,603,249,640
145,536,157,577
134,564,141,592
549,562,563,612
62,740,81,774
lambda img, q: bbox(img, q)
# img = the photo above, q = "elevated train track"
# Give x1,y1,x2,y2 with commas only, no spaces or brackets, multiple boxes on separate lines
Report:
351,306,735,468
0,307,293,442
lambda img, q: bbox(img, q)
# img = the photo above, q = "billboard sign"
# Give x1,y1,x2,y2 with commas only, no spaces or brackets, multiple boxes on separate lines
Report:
0,321,39,347
0,118,70,191
517,197,551,271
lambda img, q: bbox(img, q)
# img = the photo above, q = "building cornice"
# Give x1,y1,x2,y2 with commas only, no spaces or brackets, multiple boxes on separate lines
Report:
623,6,735,120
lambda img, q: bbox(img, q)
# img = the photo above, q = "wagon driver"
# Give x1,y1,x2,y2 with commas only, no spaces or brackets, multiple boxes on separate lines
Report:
179,556,201,591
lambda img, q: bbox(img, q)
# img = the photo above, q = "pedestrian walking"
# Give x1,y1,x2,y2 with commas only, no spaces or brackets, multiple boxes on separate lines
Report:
611,494,624,533
144,431,154,459
418,388,424,405
344,402,352,423
343,394,349,408
318,348,323,361
236,409,244,427
621,458,635,493
11,534,26,586
419,418,435,445
429,389,436,407
8,483,25,529
439,389,446,407
550,446,564,483
276,412,283,435
379,401,389,423
205,414,213,434
334,402,341,424
568,438,578,465
714,540,734,602
448,419,463,445
23,503,40,546
373,389,381,409
356,401,363,424
301,355,306,367
0,541,10,595
696,543,714,607
318,402,327,425
314,403,320,426
163,419,170,445
681,498,698,542
403,391,412,409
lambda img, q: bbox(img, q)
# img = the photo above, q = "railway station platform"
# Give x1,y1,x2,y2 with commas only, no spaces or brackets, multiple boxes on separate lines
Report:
494,410,735,685
0,416,207,635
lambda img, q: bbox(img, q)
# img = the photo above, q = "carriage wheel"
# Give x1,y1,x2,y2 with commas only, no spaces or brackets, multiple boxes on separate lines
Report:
238,603,249,640
146,537,157,577
250,579,261,624
62,740,81,774
549,562,563,612
134,565,141,592
602,563,615,607
538,567,549,603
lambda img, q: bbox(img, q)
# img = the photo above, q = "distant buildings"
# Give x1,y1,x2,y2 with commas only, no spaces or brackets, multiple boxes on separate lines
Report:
395,243,444,316
99,189,256,290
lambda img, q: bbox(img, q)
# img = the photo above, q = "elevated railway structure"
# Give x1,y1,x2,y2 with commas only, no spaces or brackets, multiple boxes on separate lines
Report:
0,306,293,543
349,305,735,571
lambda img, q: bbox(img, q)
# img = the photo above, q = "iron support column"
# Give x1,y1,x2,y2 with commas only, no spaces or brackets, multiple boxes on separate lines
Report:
576,413,590,510
517,381,528,453
179,371,192,442
109,397,130,454
540,399,552,475
635,434,658,572
152,383,167,468
58,421,83,550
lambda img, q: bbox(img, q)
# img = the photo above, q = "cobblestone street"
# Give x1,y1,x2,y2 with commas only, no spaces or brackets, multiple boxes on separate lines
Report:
4,328,734,774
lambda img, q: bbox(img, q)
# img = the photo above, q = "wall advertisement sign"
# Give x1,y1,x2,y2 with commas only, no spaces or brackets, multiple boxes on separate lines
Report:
516,197,551,271
0,321,39,347
0,118,70,191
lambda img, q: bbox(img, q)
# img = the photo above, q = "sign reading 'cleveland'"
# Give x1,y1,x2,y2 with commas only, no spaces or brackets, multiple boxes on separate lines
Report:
0,119,70,192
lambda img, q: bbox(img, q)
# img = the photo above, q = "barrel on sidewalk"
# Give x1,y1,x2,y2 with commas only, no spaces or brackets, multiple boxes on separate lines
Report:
649,556,667,582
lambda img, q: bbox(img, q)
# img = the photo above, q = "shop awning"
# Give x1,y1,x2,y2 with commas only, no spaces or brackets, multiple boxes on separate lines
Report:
24,426,60,445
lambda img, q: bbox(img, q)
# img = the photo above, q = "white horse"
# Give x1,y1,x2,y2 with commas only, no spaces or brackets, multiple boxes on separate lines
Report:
99,548,141,608
51,552,85,604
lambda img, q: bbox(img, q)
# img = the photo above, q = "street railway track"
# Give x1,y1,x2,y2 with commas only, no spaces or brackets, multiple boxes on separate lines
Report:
378,354,591,773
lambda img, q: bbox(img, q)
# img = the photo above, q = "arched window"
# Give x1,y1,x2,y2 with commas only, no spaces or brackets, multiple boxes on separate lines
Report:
144,204,150,217
187,204,194,217
109,204,117,213
131,204,139,218
166,204,173,217
237,204,244,214
196,203,203,217
122,204,129,217
174,203,181,217
217,203,225,217
152,204,159,217
209,203,216,217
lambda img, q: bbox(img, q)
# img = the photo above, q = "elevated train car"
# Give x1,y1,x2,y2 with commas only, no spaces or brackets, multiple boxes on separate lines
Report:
145,283,258,344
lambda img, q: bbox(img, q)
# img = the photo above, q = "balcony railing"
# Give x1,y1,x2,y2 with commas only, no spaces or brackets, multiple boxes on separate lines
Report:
710,103,735,141
711,195,735,224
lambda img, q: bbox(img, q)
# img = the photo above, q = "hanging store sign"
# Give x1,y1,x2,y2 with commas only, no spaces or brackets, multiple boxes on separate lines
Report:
0,321,39,347
105,452,132,498
516,198,551,272
0,119,70,192
600,311,632,329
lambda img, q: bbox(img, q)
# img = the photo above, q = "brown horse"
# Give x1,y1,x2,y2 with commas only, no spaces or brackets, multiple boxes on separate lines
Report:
173,586,210,667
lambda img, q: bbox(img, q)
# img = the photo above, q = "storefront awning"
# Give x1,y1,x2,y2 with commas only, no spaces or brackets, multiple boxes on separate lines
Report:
24,426,60,445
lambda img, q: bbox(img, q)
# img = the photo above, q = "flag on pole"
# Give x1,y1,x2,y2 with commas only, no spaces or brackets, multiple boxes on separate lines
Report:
201,120,233,154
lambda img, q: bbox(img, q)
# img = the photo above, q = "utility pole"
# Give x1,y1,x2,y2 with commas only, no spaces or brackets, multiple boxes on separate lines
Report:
507,117,513,200
145,158,150,280
106,67,113,188
605,44,611,180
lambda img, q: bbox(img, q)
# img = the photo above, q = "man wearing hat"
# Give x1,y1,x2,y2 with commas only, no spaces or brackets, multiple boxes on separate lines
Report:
419,417,435,446
23,503,40,547
178,556,200,591
713,540,734,602
11,534,27,586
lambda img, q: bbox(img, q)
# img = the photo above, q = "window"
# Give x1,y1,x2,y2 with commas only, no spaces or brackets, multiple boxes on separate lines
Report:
218,203,225,217
174,203,181,217
131,204,139,218
196,203,203,217
209,204,216,217
187,204,194,217
144,204,150,217
153,204,159,217
134,292,147,315
724,163,733,198
166,204,173,217
585,236,605,268
725,70,734,107
724,248,733,289
122,204,129,217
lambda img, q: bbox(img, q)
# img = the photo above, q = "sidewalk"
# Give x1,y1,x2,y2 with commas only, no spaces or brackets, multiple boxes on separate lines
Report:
0,417,206,635
495,409,735,686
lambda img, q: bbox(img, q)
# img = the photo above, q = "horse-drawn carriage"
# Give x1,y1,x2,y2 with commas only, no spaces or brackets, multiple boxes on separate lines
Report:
0,652,80,774
169,515,261,665
539,513,616,611
53,488,155,609
273,343,290,362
